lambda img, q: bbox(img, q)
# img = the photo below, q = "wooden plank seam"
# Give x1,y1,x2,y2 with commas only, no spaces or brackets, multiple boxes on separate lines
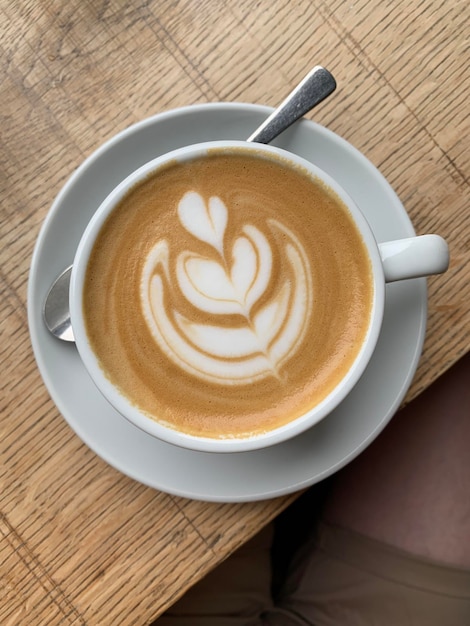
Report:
0,513,85,625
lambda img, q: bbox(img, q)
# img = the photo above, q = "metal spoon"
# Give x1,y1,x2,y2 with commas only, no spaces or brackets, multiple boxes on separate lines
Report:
43,66,336,341
246,65,336,143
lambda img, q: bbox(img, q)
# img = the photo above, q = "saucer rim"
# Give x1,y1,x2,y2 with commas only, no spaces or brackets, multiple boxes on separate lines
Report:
28,103,427,502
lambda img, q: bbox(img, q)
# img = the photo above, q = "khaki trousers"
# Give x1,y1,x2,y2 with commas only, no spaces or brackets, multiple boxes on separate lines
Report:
156,521,470,625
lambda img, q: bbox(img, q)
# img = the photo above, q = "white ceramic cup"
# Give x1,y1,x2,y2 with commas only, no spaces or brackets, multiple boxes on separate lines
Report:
70,140,449,453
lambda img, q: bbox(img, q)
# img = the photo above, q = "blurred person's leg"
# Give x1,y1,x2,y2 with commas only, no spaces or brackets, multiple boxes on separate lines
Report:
276,352,470,625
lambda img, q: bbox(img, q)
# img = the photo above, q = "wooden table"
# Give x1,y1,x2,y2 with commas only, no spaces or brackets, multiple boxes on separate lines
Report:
1,0,468,623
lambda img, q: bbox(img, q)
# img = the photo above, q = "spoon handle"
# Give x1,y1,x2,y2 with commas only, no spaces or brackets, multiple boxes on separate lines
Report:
246,66,336,144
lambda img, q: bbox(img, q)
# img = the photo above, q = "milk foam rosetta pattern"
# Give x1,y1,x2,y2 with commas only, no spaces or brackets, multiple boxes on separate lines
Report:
140,191,313,385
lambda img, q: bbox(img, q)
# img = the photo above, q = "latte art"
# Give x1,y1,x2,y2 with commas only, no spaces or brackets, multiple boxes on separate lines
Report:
141,191,313,385
83,150,373,439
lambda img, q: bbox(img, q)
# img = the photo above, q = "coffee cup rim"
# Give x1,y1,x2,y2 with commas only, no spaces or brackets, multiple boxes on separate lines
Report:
70,140,385,453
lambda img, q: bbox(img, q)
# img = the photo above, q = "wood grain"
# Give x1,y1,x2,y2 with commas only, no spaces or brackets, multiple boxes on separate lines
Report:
1,0,468,623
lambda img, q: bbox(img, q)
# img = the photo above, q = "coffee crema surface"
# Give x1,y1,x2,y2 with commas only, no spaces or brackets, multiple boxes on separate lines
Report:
83,149,373,439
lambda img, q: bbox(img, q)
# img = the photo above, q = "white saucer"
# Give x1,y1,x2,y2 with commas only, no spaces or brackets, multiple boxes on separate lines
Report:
28,103,427,502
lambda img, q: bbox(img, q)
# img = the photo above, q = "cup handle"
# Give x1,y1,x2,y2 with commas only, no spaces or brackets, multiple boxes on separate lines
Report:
378,234,449,283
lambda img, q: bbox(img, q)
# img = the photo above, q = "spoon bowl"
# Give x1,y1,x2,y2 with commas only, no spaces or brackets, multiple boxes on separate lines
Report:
43,265,74,341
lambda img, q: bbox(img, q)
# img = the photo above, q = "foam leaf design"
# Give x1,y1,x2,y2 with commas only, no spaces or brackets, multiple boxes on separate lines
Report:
229,236,257,310
172,282,291,359
177,192,227,254
176,225,272,317
140,195,313,386
177,251,245,315
239,225,272,312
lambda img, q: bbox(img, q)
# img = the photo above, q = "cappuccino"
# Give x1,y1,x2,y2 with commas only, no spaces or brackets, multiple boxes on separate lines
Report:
83,148,373,439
